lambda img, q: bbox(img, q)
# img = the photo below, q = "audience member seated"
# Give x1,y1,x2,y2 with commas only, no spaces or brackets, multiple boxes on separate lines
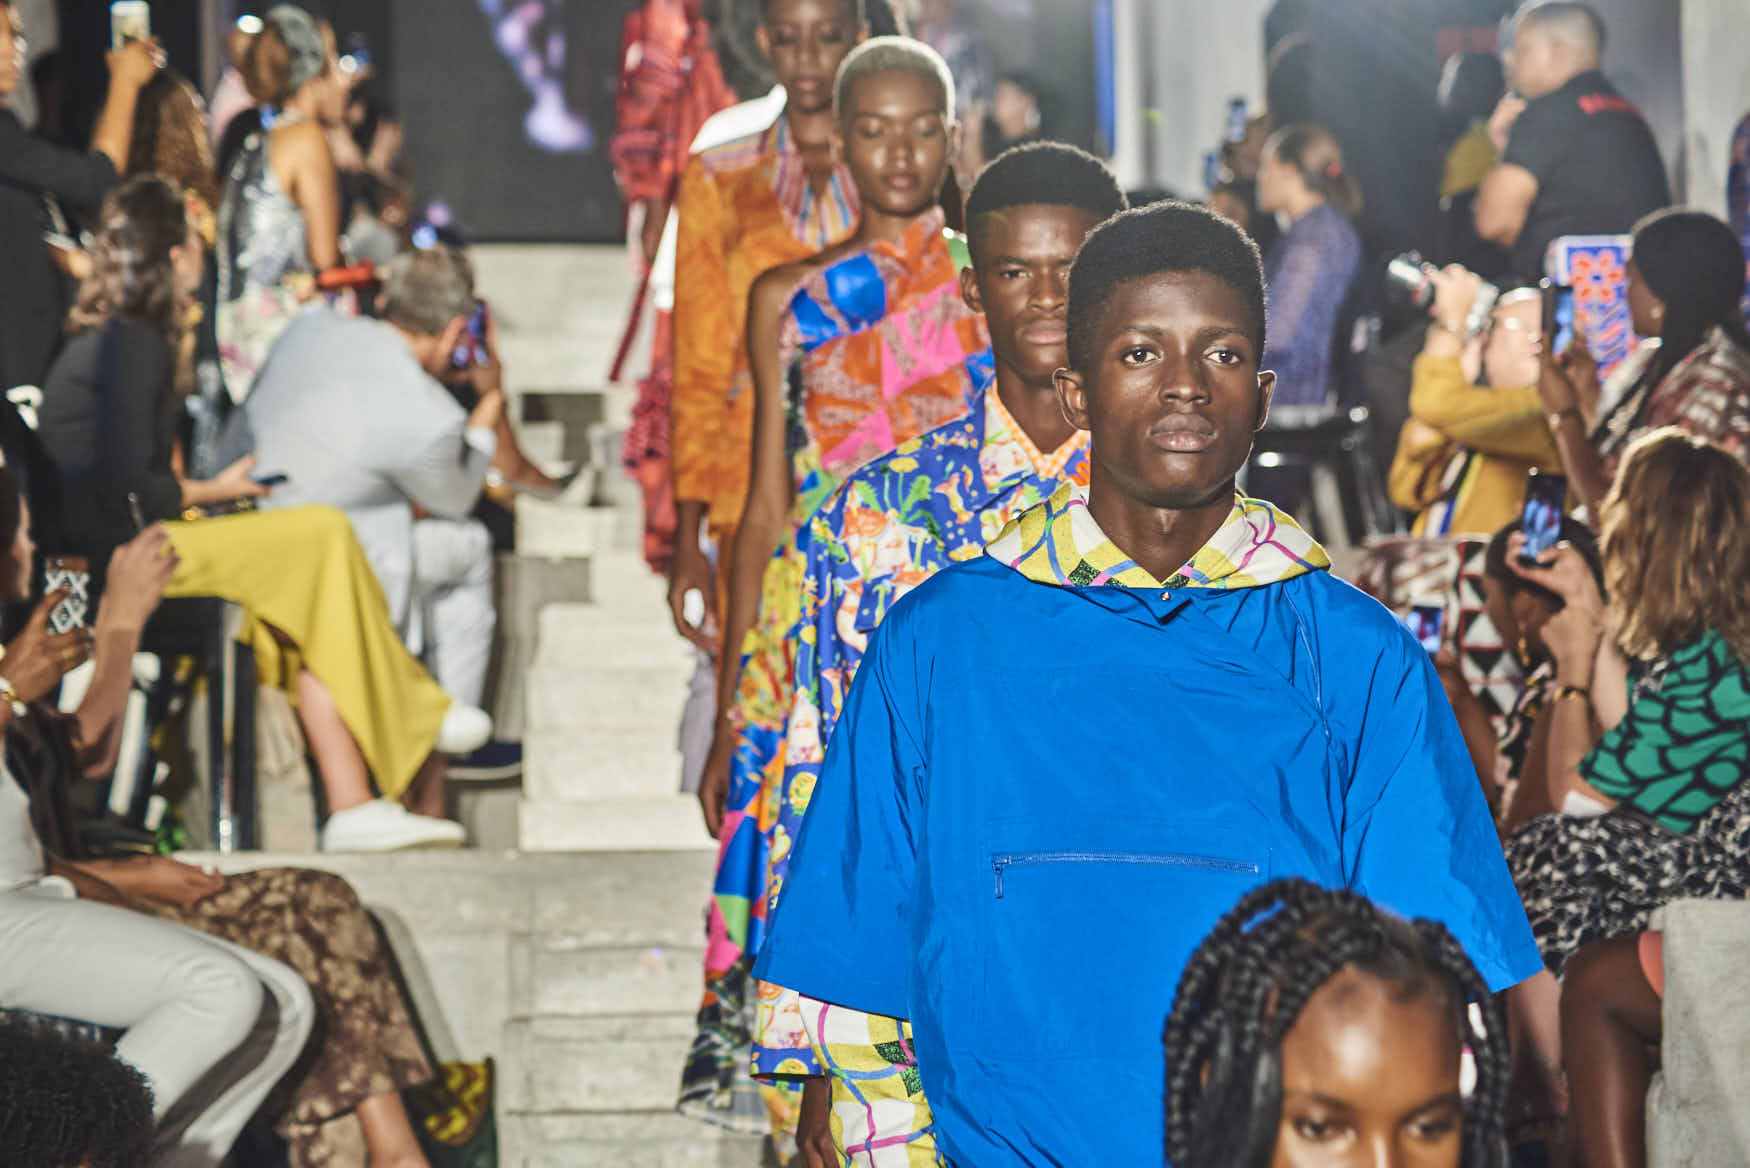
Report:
1541,208,1750,514
216,244,504,806
1253,122,1362,423
1437,515,1603,825
1476,1,1670,280
1388,269,1561,536
0,465,440,1166
35,175,486,851
215,3,348,399
0,1018,156,1168
1164,879,1511,1168
1499,428,1750,1130
0,531,315,1163
0,4,160,392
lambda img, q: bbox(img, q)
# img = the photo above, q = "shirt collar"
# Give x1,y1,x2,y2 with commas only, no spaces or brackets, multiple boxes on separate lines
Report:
984,482,1330,590
767,113,859,250
978,385,1089,490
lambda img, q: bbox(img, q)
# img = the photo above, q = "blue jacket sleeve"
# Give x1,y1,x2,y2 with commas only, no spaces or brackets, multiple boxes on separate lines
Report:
1341,629,1544,992
753,607,925,1020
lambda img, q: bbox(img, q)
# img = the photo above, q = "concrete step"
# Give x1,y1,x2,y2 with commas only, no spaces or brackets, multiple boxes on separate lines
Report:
525,733,682,802
525,665,693,735
501,1014,696,1113
533,603,695,670
518,797,714,853
524,941,704,1018
500,1111,766,1168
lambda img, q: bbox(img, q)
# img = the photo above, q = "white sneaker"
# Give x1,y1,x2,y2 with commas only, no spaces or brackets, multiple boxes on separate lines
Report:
436,702,493,756
320,799,466,852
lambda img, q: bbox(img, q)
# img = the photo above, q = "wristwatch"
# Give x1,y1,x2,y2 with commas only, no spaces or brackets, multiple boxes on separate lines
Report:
0,676,26,719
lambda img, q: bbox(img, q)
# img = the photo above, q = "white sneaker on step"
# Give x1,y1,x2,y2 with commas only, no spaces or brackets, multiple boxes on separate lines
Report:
435,703,493,756
320,799,466,852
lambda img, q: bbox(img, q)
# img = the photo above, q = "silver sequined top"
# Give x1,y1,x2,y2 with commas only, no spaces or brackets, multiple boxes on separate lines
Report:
216,128,309,308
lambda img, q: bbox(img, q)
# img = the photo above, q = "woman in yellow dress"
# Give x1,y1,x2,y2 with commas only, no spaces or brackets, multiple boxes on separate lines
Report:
35,175,483,851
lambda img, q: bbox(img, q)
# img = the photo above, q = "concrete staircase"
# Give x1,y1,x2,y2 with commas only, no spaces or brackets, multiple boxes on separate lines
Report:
207,246,762,1164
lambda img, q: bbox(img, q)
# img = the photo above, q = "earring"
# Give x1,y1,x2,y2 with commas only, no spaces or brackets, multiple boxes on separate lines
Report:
1653,305,1665,320
1516,635,1530,666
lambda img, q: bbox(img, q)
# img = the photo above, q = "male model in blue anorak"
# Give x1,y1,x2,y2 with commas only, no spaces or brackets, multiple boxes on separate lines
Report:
755,201,1541,1165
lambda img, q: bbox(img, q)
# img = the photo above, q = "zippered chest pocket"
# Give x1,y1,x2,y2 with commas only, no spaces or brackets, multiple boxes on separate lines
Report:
991,850,1259,898
952,842,1267,1064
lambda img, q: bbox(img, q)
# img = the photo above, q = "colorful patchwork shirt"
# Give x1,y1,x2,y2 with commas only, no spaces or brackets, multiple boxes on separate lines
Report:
756,483,1542,1165
746,379,1089,1096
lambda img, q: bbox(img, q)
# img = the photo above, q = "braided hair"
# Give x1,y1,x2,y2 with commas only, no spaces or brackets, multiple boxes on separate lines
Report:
1164,879,1511,1168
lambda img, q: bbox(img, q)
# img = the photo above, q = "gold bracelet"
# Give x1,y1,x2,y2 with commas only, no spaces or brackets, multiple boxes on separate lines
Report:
1554,683,1590,705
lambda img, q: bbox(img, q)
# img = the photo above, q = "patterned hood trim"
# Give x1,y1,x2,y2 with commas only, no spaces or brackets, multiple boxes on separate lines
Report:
984,483,1331,590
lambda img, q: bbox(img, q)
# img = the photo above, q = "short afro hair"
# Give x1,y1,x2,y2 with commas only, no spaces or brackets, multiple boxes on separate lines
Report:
964,141,1127,267
0,1019,156,1168
1066,200,1266,372
833,36,955,125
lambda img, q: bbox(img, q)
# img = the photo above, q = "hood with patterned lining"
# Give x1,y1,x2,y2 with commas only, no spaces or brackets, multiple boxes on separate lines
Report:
984,482,1330,590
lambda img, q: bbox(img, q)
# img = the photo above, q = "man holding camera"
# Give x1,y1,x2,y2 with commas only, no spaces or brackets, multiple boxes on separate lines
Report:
1475,1,1668,280
1388,265,1562,537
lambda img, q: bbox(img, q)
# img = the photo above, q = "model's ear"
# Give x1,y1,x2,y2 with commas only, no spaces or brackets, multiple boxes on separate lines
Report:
959,265,983,316
1254,370,1276,432
1055,366,1091,432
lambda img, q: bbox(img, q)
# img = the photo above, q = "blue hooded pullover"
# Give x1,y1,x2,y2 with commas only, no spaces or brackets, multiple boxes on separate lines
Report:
755,485,1541,1165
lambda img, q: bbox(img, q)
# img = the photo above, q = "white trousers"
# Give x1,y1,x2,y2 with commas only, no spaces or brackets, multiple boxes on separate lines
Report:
411,517,496,709
0,882,315,1168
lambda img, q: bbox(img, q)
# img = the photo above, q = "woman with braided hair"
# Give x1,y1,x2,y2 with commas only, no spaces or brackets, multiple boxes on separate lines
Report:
1166,879,1512,1168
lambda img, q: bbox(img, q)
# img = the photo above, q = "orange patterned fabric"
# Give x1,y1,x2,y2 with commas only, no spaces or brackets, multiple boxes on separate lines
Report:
670,117,859,538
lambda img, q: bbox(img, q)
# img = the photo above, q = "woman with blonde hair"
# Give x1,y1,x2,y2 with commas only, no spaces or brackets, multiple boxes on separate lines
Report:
1495,427,1750,1136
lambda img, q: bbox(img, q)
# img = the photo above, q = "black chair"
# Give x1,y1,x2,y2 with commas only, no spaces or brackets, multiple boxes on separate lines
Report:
1248,407,1398,547
122,597,259,853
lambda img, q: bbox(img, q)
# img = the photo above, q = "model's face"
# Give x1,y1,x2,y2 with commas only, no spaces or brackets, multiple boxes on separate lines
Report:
1624,257,1665,338
963,204,1104,389
759,0,862,117
838,70,954,218
991,79,1036,138
1481,295,1541,389
1272,969,1466,1168
1056,271,1270,511
0,7,21,103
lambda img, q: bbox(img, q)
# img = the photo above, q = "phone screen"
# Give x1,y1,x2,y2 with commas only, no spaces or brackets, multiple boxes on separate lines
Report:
451,299,489,370
110,1,150,49
1202,151,1221,192
1518,470,1568,563
1225,98,1248,144
1405,605,1444,656
1541,280,1575,356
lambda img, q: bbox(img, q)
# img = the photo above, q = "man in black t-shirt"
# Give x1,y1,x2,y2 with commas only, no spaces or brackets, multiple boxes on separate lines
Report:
1475,1,1670,279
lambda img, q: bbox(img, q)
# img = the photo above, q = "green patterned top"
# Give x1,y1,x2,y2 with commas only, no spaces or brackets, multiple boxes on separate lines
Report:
1584,630,1750,835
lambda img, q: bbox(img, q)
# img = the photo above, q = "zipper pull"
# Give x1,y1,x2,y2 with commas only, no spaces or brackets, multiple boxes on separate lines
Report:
993,857,1008,898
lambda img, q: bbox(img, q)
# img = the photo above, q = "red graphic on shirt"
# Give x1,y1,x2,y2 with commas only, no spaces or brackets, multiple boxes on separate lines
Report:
1577,94,1640,118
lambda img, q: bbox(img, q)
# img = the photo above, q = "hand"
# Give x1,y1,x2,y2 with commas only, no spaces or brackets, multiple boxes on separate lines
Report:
1505,535,1605,619
106,37,164,91
1487,93,1526,152
1558,326,1601,424
107,855,227,910
100,524,178,633
797,1076,836,1168
1428,264,1485,330
696,724,734,839
668,538,719,654
211,455,271,500
1433,645,1482,714
46,239,92,282
1536,339,1579,415
1,590,94,704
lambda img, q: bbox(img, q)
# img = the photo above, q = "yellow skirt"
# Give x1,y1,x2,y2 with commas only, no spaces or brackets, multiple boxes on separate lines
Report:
163,504,449,800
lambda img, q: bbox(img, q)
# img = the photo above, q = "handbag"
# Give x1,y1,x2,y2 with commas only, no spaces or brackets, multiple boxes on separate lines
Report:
404,1059,498,1168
